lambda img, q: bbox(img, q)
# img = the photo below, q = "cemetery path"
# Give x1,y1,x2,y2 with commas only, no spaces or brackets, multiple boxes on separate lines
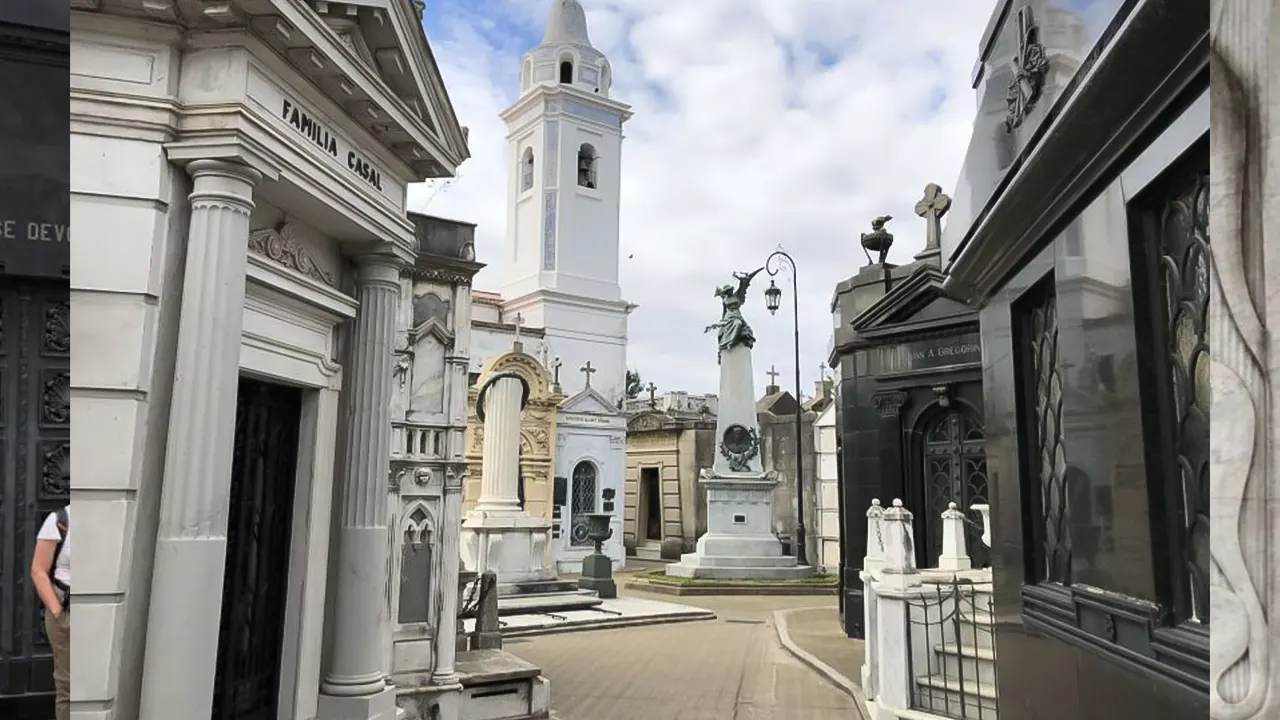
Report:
511,591,863,720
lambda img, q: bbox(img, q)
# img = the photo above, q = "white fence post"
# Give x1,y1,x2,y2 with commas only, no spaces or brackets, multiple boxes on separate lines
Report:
860,499,884,700
938,501,972,571
869,499,922,718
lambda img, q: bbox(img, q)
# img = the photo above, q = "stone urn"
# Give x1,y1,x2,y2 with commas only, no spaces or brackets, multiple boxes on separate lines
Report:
585,512,614,553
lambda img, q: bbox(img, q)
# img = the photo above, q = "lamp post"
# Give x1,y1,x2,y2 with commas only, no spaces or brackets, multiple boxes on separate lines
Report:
763,250,807,567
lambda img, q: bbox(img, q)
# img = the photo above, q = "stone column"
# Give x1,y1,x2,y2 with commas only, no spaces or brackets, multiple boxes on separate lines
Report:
474,374,524,512
433,465,465,684
137,160,261,719
318,254,402,720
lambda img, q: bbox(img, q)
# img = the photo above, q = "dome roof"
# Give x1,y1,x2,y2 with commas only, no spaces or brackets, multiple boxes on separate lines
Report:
542,0,592,46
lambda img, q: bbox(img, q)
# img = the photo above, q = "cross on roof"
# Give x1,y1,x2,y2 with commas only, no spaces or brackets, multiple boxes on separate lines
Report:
914,183,952,253
511,312,525,345
551,356,563,386
646,381,658,404
580,360,597,387
766,365,780,385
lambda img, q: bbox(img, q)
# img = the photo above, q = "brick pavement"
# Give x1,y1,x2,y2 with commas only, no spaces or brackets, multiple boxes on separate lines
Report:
511,592,860,720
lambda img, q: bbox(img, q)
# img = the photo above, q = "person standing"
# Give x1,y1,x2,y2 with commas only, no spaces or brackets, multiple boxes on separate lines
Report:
32,504,70,720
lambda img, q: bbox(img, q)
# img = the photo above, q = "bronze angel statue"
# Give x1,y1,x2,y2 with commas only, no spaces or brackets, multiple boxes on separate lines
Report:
705,267,764,361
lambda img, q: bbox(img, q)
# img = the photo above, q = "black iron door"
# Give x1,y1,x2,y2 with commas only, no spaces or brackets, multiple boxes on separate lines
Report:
919,410,989,567
211,378,302,720
0,281,68,718
569,461,598,547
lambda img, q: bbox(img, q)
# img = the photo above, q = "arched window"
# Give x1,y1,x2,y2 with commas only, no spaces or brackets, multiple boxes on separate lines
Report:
520,147,535,191
577,143,597,189
559,59,574,84
569,461,598,546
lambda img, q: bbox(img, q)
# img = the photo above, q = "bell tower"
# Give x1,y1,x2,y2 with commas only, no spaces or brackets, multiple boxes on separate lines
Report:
497,0,635,403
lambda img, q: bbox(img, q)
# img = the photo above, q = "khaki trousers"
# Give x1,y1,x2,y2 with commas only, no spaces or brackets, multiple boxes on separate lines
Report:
45,590,69,720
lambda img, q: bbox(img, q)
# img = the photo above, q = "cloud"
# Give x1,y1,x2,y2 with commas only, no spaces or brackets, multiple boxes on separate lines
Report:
412,0,999,397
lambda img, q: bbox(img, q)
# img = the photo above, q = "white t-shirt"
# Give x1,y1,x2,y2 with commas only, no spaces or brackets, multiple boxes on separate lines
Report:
37,506,70,587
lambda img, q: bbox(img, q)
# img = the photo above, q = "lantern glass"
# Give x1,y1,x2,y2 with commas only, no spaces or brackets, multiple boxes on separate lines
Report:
764,280,782,315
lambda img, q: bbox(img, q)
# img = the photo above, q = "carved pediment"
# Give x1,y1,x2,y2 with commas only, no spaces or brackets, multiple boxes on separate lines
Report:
248,223,338,287
409,316,454,347
559,386,621,416
627,411,674,433
850,265,973,334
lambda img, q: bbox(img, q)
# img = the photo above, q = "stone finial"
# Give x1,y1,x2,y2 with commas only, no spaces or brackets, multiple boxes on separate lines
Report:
938,502,971,572
864,499,885,571
880,499,920,586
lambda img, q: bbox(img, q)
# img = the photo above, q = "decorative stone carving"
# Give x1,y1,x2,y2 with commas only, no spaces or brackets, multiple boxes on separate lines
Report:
872,391,907,417
412,267,473,286
718,424,760,472
248,223,337,286
1208,38,1269,720
627,412,671,432
1004,5,1049,132
41,442,69,495
42,371,69,424
43,301,68,354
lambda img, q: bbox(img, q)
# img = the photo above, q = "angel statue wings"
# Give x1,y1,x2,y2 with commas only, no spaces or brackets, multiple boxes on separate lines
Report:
704,267,764,361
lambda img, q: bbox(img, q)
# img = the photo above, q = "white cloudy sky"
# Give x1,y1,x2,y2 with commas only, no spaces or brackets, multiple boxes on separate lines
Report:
411,0,998,398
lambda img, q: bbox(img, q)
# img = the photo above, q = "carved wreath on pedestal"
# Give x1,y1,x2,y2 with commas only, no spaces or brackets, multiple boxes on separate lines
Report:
719,424,760,472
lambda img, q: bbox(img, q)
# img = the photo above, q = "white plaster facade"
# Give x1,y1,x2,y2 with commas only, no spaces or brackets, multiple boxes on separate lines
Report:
555,385,626,573
813,402,841,573
68,3,471,719
466,0,635,574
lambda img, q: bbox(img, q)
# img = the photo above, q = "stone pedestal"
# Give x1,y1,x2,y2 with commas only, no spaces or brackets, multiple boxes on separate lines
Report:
578,553,617,598
666,343,813,580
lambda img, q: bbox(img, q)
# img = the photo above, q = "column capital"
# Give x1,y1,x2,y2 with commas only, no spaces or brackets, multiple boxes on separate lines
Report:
186,159,262,213
351,252,407,288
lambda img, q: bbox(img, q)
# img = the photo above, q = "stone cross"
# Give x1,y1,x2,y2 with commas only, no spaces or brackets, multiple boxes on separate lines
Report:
913,183,952,252
580,360,597,387
646,381,658,406
551,356,563,387
511,312,525,346
766,365,780,386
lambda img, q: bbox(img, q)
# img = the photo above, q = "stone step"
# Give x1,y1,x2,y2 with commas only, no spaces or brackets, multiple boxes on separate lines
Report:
497,579,580,597
676,554,799,568
934,642,997,687
635,543,663,561
455,649,551,720
497,590,602,616
914,673,998,719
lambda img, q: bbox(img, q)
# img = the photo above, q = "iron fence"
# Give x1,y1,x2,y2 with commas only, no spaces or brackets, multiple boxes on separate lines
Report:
904,576,999,720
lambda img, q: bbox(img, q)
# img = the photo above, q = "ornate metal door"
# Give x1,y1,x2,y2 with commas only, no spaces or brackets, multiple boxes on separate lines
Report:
920,410,989,566
569,461,597,547
211,379,302,720
0,282,67,717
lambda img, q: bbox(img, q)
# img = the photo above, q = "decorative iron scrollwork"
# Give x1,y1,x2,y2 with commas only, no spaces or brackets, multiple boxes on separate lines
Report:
1030,290,1071,584
719,424,760,471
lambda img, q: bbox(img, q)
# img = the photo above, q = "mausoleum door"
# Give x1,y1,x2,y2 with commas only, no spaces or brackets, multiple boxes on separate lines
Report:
569,461,598,547
212,378,303,720
910,400,990,568
0,279,68,716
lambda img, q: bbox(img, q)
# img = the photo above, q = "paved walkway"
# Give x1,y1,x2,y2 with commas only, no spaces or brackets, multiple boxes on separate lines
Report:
514,590,863,720
775,605,864,693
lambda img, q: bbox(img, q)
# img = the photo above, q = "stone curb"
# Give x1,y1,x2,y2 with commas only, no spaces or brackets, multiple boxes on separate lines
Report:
625,580,838,596
772,606,869,719
500,610,717,638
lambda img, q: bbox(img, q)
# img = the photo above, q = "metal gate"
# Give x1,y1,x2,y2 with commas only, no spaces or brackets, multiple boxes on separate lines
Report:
0,281,68,717
569,461,597,547
211,378,302,720
921,410,989,567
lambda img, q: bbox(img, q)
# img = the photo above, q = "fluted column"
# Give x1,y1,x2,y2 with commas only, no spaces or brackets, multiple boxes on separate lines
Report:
433,466,465,684
318,254,401,720
474,375,524,512
138,160,262,719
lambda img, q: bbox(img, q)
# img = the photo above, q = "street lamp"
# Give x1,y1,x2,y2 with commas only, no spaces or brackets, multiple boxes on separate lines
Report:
764,250,807,567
